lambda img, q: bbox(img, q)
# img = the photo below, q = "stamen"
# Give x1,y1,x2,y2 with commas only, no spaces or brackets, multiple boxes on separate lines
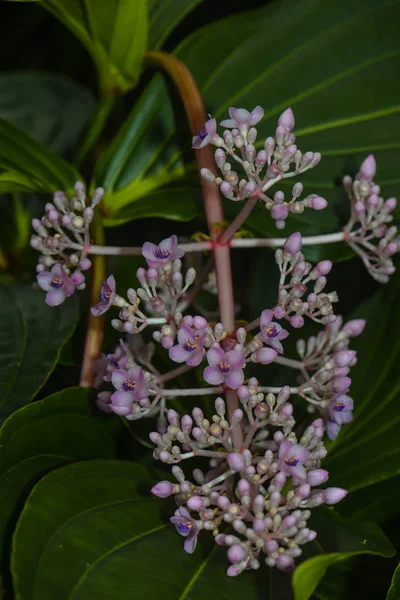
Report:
284,456,299,467
123,379,136,392
219,361,231,373
51,277,63,288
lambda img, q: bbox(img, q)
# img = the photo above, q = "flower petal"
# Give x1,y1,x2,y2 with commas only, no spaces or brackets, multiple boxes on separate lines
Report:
184,534,198,554
219,119,237,128
260,309,273,329
110,390,134,408
111,369,127,391
141,242,158,259
203,366,225,385
37,272,52,291
249,105,264,126
225,369,244,390
226,350,245,369
207,346,225,366
45,289,65,306
169,345,190,363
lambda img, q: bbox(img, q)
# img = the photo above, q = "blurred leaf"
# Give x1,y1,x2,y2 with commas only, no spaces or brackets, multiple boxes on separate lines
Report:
0,388,119,587
292,510,394,600
0,194,30,252
43,0,148,94
387,562,400,600
148,0,205,49
0,284,79,423
95,0,400,232
325,272,400,491
0,117,83,194
0,72,95,155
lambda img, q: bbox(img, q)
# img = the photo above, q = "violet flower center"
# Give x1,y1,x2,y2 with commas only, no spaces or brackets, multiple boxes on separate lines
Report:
177,520,192,534
123,379,136,392
100,288,112,302
155,246,171,259
183,339,197,352
198,129,207,140
333,401,345,412
51,277,64,288
265,325,279,338
219,361,231,373
284,456,299,467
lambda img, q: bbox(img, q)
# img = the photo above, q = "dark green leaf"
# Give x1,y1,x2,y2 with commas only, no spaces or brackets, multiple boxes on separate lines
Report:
0,284,79,423
0,117,83,194
43,0,148,94
148,0,205,49
0,72,94,154
0,388,119,587
96,0,400,235
0,194,30,252
292,510,394,600
325,272,400,491
387,562,400,600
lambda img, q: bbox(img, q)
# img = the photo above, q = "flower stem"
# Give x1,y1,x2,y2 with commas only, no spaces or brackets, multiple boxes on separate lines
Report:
219,196,259,243
79,212,106,387
144,50,242,447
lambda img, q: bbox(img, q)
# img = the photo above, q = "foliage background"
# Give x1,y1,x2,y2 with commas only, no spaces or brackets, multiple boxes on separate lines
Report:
0,0,400,598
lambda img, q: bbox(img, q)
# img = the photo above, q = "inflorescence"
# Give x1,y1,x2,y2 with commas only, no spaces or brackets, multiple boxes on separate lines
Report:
29,104,398,576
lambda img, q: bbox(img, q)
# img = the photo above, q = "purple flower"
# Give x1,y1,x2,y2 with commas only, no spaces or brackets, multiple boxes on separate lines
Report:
326,394,353,440
96,391,113,413
104,340,128,382
169,325,206,367
203,345,245,390
110,366,148,416
91,275,116,316
279,440,310,481
170,506,199,554
141,235,184,269
37,263,75,306
220,106,264,130
259,309,289,354
192,117,217,149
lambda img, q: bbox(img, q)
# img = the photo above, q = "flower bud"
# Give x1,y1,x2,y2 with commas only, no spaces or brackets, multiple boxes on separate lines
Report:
254,348,277,364
306,469,329,486
227,453,246,472
342,319,366,337
278,107,295,132
311,196,328,210
151,481,175,498
284,232,302,255
322,487,348,505
187,496,204,510
359,154,376,181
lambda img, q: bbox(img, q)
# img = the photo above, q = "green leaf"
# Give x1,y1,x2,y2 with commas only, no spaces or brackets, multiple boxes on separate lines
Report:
42,0,148,94
95,0,400,232
0,72,94,154
0,388,120,587
292,510,395,600
387,562,400,600
325,271,400,491
0,194,30,252
148,0,205,49
0,117,83,194
0,284,79,423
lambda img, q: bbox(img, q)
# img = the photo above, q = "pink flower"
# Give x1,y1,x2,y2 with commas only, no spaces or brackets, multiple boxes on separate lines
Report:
279,440,310,481
259,309,289,354
192,117,217,149
203,345,245,390
91,275,116,316
169,325,206,367
95,391,113,413
220,106,264,129
110,366,148,416
326,394,353,440
170,506,199,553
37,263,75,306
142,235,184,269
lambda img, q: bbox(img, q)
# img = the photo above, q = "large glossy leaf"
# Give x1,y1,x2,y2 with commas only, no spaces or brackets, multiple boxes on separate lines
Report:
0,117,83,194
148,0,205,49
95,0,400,234
0,284,79,423
10,461,394,600
324,271,400,491
0,388,119,588
42,0,148,94
387,563,400,600
0,72,94,154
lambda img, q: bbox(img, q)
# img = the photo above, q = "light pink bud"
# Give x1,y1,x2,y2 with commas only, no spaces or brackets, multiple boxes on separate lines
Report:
83,207,94,221
220,181,233,198
227,565,241,577
342,319,366,337
266,163,282,179
215,148,226,168
275,220,286,230
159,451,171,463
271,204,288,220
253,495,265,514
237,386,249,400
193,315,207,329
215,534,226,545
284,232,302,255
227,453,246,472
316,260,332,276
161,336,174,349
359,154,376,180
311,196,328,210
367,193,379,208
278,108,295,132
332,376,351,392
384,197,397,212
256,150,267,165
307,469,329,486
280,402,293,418
255,348,278,364
274,306,286,319
71,271,85,286
386,241,398,256
48,209,59,223
290,315,304,328
333,350,356,368
79,258,92,271
192,427,205,441
276,555,294,573
232,409,244,422
297,484,311,498
322,487,348,505
187,495,204,510
354,201,365,216
277,386,291,404
181,415,193,432
253,519,265,533
147,268,158,281
237,479,250,496
218,496,230,510
151,481,175,498
266,540,279,553
167,409,179,425
300,152,314,168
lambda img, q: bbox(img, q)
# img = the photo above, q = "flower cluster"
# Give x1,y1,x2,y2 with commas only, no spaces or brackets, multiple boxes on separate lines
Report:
273,232,337,327
31,182,103,305
343,154,399,283
196,107,327,229
151,394,346,575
